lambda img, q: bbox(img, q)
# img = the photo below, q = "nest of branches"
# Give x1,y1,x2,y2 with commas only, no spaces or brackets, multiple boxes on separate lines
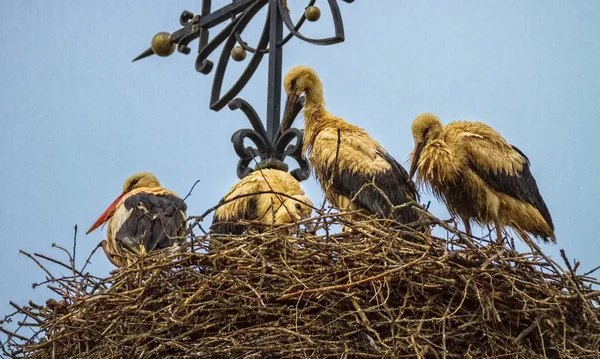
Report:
1,209,600,358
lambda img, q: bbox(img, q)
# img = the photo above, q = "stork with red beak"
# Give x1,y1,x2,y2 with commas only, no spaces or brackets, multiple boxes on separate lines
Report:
86,172,188,267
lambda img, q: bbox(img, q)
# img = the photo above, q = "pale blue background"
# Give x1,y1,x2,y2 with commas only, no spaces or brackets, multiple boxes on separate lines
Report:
1,0,599,339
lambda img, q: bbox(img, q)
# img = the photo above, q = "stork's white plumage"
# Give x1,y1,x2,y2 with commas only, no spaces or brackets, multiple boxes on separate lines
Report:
211,169,314,235
86,172,187,267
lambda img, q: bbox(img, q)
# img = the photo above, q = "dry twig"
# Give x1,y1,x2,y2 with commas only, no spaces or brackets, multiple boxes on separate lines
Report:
1,207,599,359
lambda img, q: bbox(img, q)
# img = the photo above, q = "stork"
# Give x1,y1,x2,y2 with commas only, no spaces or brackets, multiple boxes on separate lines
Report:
408,113,555,244
86,172,188,267
279,65,421,228
210,168,314,235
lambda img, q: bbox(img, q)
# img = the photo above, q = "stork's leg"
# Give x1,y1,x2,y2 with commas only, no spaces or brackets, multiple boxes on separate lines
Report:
495,223,505,246
461,217,472,238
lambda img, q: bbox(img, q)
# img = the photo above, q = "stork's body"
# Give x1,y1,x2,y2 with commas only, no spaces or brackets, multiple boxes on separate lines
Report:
86,172,188,267
210,169,314,235
280,65,421,227
409,113,555,244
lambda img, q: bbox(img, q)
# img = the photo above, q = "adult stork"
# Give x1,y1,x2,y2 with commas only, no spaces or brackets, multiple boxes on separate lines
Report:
86,172,188,267
279,65,421,228
409,113,555,244
210,169,314,235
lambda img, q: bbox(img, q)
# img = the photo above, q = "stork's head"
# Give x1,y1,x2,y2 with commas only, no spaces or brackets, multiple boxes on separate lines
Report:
86,172,161,235
275,194,315,231
409,113,444,179
281,65,323,133
122,172,161,193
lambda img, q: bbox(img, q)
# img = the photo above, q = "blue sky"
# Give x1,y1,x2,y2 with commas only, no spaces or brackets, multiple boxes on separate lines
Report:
1,0,599,337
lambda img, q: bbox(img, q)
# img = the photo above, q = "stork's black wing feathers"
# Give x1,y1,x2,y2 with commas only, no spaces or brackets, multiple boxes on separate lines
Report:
210,197,258,235
383,151,420,202
116,193,187,254
469,145,554,231
329,150,421,225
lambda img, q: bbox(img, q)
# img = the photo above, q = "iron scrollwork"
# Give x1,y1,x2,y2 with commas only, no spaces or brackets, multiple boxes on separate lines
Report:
230,96,308,180
133,0,353,181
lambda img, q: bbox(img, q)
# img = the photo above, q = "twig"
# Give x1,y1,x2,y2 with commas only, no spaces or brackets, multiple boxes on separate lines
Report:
18,251,55,281
3,209,599,358
79,242,104,275
183,180,201,202
278,250,429,300
72,224,77,270
0,327,30,342
584,265,600,277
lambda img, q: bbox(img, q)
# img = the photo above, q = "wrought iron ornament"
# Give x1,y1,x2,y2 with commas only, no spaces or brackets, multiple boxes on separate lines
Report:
133,0,353,181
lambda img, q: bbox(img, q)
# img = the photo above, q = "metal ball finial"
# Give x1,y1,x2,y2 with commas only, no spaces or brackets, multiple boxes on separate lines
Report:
151,32,176,57
305,6,321,22
132,0,352,181
231,46,247,62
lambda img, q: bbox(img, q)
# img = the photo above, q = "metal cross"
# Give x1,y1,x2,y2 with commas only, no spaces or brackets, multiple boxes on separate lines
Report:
133,0,353,181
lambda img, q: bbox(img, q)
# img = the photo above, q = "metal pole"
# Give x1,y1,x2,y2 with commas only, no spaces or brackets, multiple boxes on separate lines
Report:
132,0,352,181
265,0,283,146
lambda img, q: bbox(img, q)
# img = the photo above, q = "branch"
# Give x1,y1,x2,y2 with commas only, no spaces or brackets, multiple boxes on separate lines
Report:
277,250,429,300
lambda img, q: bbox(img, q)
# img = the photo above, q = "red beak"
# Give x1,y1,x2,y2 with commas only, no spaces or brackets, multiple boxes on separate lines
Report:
85,192,126,234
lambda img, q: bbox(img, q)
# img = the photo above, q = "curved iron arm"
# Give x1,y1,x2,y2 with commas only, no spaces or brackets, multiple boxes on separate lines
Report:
209,1,270,111
229,97,309,182
132,0,352,181
279,0,345,45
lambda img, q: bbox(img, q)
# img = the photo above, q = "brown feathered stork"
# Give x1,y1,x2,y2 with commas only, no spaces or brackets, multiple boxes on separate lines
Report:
279,65,421,228
86,172,188,267
408,113,555,244
210,168,314,235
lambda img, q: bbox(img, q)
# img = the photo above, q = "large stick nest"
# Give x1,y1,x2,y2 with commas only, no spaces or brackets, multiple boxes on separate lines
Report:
1,209,599,358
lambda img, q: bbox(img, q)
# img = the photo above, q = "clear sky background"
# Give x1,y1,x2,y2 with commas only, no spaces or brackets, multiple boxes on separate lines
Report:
1,0,599,338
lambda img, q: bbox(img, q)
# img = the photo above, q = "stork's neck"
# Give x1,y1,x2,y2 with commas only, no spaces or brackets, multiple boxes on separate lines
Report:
300,85,325,154
302,107,326,155
304,83,324,108
418,139,460,185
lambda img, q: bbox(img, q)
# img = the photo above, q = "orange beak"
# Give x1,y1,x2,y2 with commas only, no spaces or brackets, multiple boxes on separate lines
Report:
85,192,126,234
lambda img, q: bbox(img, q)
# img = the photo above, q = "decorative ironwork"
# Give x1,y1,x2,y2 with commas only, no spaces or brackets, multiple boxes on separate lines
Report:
133,0,353,181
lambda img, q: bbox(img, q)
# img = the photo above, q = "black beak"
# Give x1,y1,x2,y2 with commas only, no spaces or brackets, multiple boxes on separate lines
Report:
408,140,425,179
280,92,301,134
302,220,315,233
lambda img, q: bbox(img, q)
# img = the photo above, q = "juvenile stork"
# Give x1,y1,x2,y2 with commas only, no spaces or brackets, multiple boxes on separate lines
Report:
86,172,188,267
280,65,421,228
210,169,314,235
408,113,555,244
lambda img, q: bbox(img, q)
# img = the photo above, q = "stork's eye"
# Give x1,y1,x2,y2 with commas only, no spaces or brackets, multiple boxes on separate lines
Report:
423,128,430,138
290,79,297,90
129,179,139,190
295,203,302,211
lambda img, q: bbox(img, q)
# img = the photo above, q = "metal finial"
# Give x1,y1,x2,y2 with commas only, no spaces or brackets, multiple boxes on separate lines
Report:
132,0,352,181
132,48,155,63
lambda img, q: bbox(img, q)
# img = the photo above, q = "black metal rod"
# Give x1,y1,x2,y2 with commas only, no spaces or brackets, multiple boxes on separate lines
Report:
199,0,255,29
132,0,351,181
266,0,283,146
198,0,212,50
